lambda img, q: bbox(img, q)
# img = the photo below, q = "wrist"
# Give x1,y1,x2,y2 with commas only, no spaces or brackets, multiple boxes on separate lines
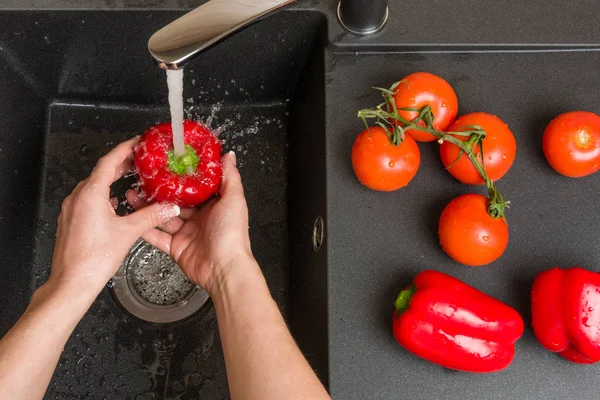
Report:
208,253,265,299
33,279,98,315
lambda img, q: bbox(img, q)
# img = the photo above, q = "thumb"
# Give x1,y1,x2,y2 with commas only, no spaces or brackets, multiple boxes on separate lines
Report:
220,151,244,199
122,202,180,237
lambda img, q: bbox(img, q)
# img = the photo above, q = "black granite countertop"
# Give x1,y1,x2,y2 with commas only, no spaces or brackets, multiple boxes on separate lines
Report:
2,0,599,50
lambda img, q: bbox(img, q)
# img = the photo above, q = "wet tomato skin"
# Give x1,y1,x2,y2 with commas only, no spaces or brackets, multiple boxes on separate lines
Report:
542,111,600,178
391,72,458,142
351,126,420,191
438,193,508,266
440,112,516,185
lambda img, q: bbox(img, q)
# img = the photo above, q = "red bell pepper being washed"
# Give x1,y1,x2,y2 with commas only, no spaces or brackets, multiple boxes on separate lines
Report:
531,267,600,364
392,270,524,373
133,120,222,207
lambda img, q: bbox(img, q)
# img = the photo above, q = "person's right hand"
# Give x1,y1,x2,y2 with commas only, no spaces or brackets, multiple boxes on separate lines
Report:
126,151,257,295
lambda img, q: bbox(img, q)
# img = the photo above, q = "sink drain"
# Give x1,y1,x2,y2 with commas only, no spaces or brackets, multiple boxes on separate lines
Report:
111,240,209,323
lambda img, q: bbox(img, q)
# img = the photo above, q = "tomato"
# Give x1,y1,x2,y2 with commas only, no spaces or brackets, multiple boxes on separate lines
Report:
542,111,600,178
133,120,222,207
439,112,516,185
351,126,420,191
391,72,458,142
438,194,508,266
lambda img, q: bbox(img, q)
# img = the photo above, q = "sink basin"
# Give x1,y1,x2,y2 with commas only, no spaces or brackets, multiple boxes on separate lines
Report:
0,9,327,398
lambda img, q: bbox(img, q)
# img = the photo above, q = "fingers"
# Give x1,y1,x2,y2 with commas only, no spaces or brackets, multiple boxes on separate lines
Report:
90,136,139,188
220,152,245,199
121,202,181,240
140,228,174,255
125,189,185,235
125,190,188,235
126,189,197,221
125,189,148,210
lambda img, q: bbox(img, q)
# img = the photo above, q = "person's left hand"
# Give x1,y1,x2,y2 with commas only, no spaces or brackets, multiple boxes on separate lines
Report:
48,137,181,296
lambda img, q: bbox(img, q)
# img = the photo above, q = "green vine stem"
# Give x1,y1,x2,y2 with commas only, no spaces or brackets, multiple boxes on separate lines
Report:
357,84,509,220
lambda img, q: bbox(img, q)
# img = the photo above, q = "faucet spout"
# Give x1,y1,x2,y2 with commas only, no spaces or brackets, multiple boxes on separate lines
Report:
148,0,296,70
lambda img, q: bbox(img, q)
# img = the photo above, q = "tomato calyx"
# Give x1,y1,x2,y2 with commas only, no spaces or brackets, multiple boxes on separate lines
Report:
167,144,200,175
440,131,509,220
357,80,509,220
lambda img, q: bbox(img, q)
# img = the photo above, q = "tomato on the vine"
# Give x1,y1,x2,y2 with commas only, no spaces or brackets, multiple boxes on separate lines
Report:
390,72,458,142
438,194,508,266
351,126,420,191
542,111,600,178
439,112,516,185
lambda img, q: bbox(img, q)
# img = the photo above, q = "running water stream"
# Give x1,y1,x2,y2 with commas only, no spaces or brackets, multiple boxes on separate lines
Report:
166,69,185,155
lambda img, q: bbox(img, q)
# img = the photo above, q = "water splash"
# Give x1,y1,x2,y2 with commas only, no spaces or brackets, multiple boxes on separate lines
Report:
212,119,234,136
204,102,222,128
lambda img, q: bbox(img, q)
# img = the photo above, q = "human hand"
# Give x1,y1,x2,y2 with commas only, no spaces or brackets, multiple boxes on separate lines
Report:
49,137,181,296
126,151,257,296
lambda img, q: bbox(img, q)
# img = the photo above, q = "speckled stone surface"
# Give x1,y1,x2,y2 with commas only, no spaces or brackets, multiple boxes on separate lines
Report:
324,50,600,400
1,0,599,50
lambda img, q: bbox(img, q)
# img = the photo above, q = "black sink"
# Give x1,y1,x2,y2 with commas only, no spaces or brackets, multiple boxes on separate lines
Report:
0,10,327,399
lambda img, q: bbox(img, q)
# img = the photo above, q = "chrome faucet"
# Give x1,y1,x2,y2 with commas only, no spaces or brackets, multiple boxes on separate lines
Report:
148,0,295,70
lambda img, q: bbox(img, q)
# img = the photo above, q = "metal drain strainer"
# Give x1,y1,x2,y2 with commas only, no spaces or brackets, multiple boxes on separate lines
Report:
129,245,195,306
111,240,209,323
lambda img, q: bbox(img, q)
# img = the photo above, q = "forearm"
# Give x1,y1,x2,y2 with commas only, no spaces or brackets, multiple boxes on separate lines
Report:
0,282,95,400
212,257,329,400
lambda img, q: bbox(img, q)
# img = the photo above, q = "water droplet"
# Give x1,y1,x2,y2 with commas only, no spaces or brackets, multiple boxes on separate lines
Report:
488,156,493,161
589,307,595,312
502,154,507,159
388,160,395,168
482,236,490,242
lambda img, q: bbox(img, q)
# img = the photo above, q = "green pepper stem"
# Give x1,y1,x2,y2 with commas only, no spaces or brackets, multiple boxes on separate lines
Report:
394,284,417,315
168,144,200,175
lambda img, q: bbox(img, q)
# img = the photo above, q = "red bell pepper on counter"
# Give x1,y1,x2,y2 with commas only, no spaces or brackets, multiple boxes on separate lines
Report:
392,270,524,373
531,267,600,364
